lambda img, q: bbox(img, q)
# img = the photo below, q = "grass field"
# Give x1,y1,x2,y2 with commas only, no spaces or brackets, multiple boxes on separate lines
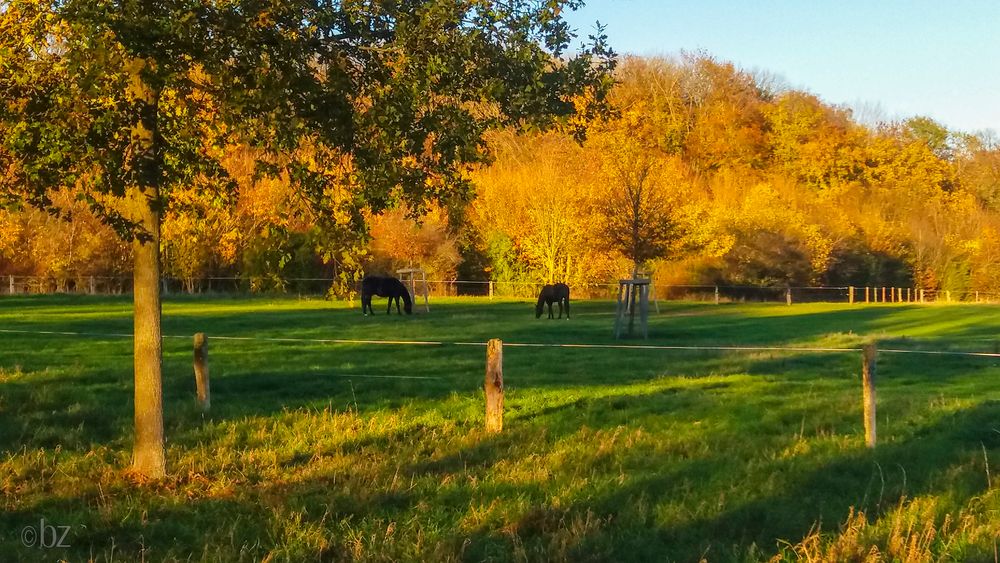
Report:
2,295,1000,561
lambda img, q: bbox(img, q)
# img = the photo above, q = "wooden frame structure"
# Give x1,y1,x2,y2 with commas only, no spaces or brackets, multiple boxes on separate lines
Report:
614,278,650,339
635,270,659,313
396,268,430,313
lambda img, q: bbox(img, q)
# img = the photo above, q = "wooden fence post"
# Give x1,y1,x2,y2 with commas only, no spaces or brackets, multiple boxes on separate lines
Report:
882,287,886,302
946,290,952,303
714,285,720,305
862,343,877,448
89,276,96,295
786,287,792,306
865,286,870,303
849,286,854,304
194,333,210,412
485,339,503,433
8,275,13,295
920,288,925,303
489,280,494,300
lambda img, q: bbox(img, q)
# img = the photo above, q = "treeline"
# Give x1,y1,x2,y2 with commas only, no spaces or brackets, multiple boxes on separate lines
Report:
3,54,1000,295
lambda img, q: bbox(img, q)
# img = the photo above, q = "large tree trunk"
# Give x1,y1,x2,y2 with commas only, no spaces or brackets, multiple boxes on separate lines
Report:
131,84,166,478
131,190,166,477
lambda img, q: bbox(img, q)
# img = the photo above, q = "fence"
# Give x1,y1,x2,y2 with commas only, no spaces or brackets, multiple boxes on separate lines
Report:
3,274,1000,305
2,326,998,448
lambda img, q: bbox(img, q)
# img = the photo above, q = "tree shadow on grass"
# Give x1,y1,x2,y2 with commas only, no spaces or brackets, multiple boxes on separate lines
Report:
3,383,1000,561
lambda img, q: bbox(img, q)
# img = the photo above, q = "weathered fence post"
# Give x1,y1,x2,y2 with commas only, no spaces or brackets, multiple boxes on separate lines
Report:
882,287,887,302
89,276,96,295
485,339,503,433
8,275,13,295
786,287,792,306
849,286,854,304
865,286,870,303
489,280,494,300
862,343,877,448
976,291,980,303
906,288,911,302
193,333,210,412
714,285,720,305
920,288,925,303
946,290,952,303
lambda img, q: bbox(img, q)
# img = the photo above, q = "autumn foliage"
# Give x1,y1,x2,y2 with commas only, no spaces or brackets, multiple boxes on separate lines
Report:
4,54,1000,295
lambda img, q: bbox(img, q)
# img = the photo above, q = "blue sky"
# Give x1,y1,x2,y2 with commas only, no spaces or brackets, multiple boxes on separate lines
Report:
563,0,1000,134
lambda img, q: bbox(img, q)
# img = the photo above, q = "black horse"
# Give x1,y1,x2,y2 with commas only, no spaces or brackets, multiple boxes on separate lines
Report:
361,276,413,316
536,283,570,319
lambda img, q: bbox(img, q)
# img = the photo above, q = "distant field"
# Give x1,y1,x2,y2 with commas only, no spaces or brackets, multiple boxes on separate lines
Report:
2,296,1000,561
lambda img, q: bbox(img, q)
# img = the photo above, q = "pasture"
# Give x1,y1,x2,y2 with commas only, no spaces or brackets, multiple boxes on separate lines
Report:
2,296,1000,561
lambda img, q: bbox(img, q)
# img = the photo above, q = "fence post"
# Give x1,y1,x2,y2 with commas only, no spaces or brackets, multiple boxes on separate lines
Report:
8,275,13,295
946,290,951,303
862,343,877,448
714,285,720,305
906,288,911,302
865,286,870,303
489,280,494,300
976,291,980,303
485,339,503,433
194,333,210,412
786,287,792,306
849,286,854,304
920,288,925,303
882,287,886,302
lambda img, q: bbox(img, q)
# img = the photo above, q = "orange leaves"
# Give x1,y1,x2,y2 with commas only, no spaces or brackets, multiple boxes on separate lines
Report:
368,204,460,280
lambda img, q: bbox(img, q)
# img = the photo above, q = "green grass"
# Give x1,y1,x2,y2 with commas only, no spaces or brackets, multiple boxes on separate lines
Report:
2,296,1000,561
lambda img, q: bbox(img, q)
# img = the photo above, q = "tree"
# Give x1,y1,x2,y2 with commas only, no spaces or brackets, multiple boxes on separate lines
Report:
595,129,682,277
1,0,614,477
471,131,598,286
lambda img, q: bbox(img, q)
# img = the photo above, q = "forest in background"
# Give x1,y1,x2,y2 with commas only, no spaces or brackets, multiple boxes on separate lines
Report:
3,54,1000,297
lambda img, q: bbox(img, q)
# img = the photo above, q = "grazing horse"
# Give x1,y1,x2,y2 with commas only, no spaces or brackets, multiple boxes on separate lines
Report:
361,276,413,316
536,283,570,319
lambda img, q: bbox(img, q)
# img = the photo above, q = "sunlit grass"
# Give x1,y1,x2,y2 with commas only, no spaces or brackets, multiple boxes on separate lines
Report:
2,296,1000,561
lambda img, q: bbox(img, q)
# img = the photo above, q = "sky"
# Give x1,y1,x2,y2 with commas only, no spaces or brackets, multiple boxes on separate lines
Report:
563,0,1000,134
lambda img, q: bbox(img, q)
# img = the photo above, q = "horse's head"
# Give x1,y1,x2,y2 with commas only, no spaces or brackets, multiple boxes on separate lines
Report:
535,300,544,319
404,300,413,315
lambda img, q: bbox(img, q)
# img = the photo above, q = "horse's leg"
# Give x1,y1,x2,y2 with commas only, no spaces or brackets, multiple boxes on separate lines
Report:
547,301,554,319
386,297,392,315
395,295,402,315
564,297,570,319
557,300,563,318
362,294,370,316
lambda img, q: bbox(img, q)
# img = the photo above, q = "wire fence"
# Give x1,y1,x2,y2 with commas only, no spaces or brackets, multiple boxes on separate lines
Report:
4,327,998,452
3,274,1000,304
2,328,999,359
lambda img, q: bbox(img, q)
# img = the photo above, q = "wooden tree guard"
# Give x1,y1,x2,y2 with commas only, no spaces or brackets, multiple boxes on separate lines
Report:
396,268,430,313
642,272,660,313
615,278,650,339
484,339,504,433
